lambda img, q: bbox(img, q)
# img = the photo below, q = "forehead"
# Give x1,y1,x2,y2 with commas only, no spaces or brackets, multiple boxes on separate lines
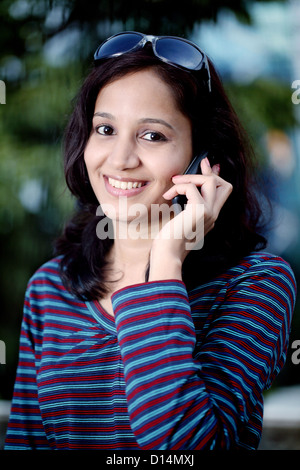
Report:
92,68,193,139
94,68,186,122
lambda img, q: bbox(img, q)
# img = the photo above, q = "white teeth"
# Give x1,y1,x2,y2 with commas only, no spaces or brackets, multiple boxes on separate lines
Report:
108,177,144,190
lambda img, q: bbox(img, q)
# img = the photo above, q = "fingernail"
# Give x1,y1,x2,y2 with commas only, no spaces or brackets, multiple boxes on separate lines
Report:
204,157,210,167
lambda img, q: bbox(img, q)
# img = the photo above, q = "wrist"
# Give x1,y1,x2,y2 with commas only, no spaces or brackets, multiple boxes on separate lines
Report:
148,248,182,282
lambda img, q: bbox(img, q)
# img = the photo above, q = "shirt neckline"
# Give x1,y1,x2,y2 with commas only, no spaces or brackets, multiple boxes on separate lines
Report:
85,299,117,336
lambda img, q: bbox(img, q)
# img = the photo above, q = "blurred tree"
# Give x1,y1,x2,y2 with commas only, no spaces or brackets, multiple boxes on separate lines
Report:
0,0,298,400
0,0,288,58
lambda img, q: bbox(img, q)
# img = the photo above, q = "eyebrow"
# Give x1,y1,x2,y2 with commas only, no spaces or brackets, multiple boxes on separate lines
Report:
138,118,174,130
93,112,174,130
93,112,115,119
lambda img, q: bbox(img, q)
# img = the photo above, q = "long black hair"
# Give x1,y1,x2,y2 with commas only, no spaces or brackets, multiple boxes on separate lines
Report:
55,47,267,300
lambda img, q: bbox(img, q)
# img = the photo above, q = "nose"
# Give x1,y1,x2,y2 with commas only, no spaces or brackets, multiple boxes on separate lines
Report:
107,134,140,170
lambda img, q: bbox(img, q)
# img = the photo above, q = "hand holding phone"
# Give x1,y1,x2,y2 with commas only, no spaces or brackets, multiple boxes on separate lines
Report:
172,150,209,211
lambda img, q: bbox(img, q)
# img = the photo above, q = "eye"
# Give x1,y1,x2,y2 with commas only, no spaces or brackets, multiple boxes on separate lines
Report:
142,131,167,142
96,125,115,136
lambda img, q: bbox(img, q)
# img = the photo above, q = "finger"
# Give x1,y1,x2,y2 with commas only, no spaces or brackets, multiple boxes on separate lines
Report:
171,174,206,184
163,182,203,202
214,181,233,211
200,157,213,175
212,163,220,176
166,174,226,202
197,176,232,217
197,177,217,212
171,173,220,186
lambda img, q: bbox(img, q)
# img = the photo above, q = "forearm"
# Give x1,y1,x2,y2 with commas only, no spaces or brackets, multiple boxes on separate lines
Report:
112,281,234,450
111,257,295,451
148,244,183,282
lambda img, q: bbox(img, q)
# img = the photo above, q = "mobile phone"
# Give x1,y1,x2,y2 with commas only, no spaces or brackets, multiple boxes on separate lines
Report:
172,150,209,211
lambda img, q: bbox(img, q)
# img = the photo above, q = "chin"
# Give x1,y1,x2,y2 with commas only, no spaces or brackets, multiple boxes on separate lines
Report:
100,200,149,223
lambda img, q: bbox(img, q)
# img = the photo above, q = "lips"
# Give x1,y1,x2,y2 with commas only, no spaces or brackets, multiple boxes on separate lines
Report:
104,175,149,197
108,176,146,190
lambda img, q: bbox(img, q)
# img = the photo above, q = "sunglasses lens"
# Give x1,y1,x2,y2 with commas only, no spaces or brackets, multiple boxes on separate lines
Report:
95,32,143,60
156,38,204,70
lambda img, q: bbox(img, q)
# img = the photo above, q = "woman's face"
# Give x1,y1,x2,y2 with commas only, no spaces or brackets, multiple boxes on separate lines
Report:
84,68,193,223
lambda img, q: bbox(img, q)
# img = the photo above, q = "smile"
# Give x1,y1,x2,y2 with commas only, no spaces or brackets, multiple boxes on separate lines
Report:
104,175,149,197
108,177,147,190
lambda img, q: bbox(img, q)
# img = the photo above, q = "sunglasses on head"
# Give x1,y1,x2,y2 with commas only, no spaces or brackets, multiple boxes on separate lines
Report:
94,31,211,93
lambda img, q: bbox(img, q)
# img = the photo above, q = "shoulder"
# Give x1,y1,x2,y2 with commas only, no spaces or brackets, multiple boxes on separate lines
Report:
226,251,296,294
190,251,296,318
216,251,297,331
228,250,296,275
24,257,87,321
194,251,296,294
27,256,64,290
25,256,77,305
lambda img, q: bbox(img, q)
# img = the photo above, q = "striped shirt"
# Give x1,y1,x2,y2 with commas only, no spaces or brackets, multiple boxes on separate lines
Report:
4,251,296,450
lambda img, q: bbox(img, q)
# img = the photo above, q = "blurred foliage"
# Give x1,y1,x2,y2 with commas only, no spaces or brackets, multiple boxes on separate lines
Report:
226,79,297,158
0,0,299,399
0,0,287,58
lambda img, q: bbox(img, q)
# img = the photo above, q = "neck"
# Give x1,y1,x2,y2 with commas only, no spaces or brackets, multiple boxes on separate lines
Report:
106,216,158,277
110,210,163,263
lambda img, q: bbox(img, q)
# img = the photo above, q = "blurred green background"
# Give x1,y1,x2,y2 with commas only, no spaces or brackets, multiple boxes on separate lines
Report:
0,0,299,445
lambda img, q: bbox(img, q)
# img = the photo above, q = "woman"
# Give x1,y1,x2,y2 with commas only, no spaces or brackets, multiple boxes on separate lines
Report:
5,32,296,450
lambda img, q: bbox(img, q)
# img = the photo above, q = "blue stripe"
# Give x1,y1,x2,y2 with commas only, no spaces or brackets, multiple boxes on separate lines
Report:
5,252,296,450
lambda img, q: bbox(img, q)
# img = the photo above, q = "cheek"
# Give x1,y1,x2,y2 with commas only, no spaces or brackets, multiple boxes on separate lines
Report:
168,141,193,177
159,158,191,181
154,145,192,181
